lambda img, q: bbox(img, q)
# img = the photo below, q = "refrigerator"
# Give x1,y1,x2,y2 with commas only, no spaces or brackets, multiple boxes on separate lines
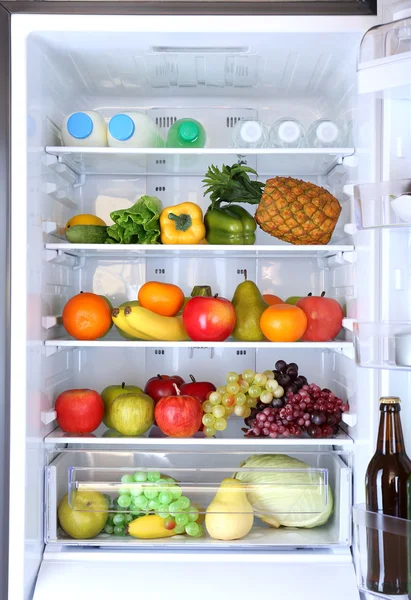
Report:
1,1,411,598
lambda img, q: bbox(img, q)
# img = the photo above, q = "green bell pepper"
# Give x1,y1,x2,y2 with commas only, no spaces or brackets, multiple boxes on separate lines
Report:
204,204,256,245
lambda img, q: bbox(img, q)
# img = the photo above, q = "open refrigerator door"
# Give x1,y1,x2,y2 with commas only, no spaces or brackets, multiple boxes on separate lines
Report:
4,7,410,600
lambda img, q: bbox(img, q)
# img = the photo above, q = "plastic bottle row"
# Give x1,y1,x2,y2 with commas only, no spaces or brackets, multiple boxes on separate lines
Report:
62,111,206,149
61,110,346,150
232,117,347,149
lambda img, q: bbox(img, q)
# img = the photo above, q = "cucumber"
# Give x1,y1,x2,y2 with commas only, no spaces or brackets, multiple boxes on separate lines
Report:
65,225,108,244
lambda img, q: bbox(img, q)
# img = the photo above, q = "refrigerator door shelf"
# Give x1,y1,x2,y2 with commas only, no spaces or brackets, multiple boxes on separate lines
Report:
33,548,359,600
353,504,411,599
354,179,411,229
358,17,411,93
354,321,411,370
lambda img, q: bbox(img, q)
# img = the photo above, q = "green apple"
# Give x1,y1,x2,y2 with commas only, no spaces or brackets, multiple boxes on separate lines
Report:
101,382,142,429
111,392,154,436
58,491,108,539
285,296,303,305
100,296,114,330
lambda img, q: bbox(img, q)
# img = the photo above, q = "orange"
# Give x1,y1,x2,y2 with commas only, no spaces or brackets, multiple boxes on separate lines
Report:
66,214,106,228
263,294,284,306
138,282,185,317
62,292,112,340
260,304,307,342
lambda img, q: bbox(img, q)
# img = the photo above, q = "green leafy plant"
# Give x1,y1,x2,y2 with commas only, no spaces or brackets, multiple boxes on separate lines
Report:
202,163,264,208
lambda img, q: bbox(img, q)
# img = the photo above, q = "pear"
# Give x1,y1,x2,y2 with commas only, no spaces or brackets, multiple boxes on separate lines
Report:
205,477,254,541
231,271,268,341
58,491,108,539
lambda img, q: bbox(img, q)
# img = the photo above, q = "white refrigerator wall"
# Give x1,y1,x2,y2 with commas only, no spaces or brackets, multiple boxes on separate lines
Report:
9,13,388,599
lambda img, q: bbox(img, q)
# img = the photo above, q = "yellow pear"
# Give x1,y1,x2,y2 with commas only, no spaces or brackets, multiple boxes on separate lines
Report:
205,477,254,541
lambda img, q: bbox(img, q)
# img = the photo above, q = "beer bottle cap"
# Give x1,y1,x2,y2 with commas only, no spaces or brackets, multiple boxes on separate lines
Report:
379,397,401,404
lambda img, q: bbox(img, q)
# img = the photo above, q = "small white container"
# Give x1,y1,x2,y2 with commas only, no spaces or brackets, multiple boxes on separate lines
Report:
107,112,164,148
232,119,267,148
61,111,108,147
307,119,345,148
269,118,305,148
390,195,411,222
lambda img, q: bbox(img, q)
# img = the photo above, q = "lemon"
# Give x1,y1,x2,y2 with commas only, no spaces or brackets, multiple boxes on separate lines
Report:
66,214,106,228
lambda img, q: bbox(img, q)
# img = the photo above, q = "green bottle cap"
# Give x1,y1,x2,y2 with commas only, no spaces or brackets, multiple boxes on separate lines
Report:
179,121,199,143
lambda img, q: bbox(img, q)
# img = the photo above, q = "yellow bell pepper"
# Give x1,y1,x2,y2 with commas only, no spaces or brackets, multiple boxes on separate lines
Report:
160,202,206,245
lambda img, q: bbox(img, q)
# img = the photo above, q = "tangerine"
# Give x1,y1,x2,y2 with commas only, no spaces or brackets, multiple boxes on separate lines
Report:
138,282,185,317
263,294,284,306
62,292,112,340
260,304,307,342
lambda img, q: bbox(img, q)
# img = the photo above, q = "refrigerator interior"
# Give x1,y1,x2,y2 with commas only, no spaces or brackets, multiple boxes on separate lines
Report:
8,12,411,600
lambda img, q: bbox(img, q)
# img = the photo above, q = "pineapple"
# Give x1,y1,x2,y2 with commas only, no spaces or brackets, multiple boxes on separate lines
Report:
255,177,341,245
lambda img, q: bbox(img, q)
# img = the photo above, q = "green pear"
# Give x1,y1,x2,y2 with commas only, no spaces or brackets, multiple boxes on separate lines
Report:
101,382,142,429
205,478,254,541
285,296,302,305
58,491,108,539
231,272,268,341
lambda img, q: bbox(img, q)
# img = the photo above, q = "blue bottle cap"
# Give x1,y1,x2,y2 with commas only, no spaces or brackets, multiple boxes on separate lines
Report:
179,121,199,143
109,114,135,141
67,112,93,140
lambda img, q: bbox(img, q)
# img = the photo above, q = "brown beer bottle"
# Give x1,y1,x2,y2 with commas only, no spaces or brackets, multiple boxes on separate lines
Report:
365,397,411,595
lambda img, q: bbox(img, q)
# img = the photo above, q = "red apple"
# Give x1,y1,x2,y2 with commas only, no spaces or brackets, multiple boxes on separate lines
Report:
180,375,216,403
55,389,104,433
183,296,236,342
296,293,344,342
144,374,185,404
155,388,203,437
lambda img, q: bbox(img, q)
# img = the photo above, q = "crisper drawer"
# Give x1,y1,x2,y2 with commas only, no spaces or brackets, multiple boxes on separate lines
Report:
45,450,352,549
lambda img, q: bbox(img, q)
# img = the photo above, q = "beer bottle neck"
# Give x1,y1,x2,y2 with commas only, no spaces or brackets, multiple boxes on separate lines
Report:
377,405,406,455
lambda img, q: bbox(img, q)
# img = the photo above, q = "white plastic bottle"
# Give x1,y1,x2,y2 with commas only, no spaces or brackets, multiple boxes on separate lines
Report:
62,111,108,147
107,112,164,148
232,119,267,148
307,119,345,148
269,118,305,148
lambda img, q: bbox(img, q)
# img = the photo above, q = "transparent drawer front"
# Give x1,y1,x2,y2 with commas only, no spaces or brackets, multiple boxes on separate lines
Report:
46,450,351,549
353,505,411,599
354,180,411,229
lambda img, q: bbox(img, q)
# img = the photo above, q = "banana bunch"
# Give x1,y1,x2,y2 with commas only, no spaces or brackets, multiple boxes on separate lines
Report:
112,303,189,342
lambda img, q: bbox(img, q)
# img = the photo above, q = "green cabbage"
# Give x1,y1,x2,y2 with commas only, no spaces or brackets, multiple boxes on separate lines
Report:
234,454,333,528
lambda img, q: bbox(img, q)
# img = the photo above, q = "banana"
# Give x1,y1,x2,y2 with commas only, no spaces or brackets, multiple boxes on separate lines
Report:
112,306,157,341
124,304,189,342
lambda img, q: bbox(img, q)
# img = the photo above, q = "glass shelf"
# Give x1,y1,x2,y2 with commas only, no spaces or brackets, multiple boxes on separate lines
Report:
45,146,355,177
353,504,411,599
45,332,354,351
45,242,355,260
44,422,354,446
354,179,411,229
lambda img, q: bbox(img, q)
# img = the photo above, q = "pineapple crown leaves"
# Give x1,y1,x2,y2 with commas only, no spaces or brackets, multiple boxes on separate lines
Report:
202,163,264,208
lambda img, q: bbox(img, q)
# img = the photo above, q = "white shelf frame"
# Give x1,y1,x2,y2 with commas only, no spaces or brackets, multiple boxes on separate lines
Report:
45,243,356,260
44,423,353,446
